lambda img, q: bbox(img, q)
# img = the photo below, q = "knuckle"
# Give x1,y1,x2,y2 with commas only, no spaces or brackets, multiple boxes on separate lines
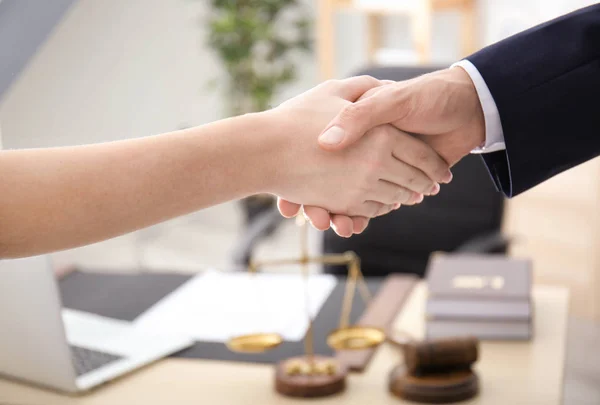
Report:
370,204,382,218
366,129,393,161
357,182,373,198
354,171,373,190
374,127,393,146
407,142,449,182
355,74,380,86
360,166,381,189
356,74,375,81
381,205,393,216
416,147,431,163
420,182,434,195
395,188,409,203
368,159,385,176
410,174,433,193
376,204,391,217
407,192,420,205
322,79,341,91
339,101,372,124
436,163,451,180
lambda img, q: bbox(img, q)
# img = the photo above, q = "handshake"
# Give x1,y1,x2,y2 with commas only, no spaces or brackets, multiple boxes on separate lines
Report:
268,66,486,237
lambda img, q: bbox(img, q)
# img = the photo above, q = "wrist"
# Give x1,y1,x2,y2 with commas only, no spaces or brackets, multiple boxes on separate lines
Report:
246,110,289,195
448,66,486,151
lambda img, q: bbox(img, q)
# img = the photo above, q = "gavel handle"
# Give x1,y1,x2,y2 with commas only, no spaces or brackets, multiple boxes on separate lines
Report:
386,328,417,348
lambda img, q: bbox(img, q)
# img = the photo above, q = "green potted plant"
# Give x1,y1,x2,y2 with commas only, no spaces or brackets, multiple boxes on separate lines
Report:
206,0,312,225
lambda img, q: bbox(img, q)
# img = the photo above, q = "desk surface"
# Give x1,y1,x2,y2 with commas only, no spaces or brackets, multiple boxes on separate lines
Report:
0,283,569,405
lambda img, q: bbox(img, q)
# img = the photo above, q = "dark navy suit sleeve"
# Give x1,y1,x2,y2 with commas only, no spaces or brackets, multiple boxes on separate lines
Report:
466,4,600,197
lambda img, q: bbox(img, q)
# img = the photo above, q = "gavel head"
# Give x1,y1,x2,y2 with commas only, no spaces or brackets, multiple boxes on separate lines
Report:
403,336,479,375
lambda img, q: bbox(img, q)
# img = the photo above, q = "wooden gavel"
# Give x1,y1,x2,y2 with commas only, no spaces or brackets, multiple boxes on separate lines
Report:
387,334,481,403
404,336,478,374
389,333,479,375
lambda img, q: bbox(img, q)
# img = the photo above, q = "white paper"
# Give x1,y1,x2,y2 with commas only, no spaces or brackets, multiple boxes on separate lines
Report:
133,270,337,343
62,309,193,356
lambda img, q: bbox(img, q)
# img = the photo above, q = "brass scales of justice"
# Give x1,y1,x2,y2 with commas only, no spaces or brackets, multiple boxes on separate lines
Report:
225,213,386,397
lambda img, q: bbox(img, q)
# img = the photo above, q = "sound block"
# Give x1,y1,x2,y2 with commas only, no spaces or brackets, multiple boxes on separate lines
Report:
275,356,347,398
389,365,479,404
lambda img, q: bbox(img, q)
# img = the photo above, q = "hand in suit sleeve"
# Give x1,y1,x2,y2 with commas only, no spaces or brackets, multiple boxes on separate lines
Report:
282,4,600,234
466,4,600,197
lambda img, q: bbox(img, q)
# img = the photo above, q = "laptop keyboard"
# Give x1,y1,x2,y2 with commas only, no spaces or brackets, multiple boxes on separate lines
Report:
70,345,124,377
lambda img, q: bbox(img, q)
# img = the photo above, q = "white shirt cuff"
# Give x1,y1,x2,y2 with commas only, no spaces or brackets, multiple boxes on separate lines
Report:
451,60,506,154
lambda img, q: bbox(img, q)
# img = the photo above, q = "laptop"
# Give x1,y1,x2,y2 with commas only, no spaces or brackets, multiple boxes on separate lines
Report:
0,255,193,393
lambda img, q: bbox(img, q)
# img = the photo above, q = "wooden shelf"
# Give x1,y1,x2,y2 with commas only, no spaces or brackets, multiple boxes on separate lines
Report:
317,0,477,79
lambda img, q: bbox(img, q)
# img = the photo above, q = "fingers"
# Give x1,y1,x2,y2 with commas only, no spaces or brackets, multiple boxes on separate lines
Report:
318,84,402,150
354,80,396,103
382,155,441,196
278,202,334,232
352,217,370,234
329,215,370,237
303,206,331,231
331,215,354,238
356,85,385,102
371,180,423,205
402,192,427,206
350,201,400,218
373,202,396,217
301,208,370,237
277,198,302,218
391,132,453,184
278,195,400,237
277,199,375,237
316,201,393,237
333,75,383,102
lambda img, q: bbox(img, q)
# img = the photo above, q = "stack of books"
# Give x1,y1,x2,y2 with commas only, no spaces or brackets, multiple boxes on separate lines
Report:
425,254,533,341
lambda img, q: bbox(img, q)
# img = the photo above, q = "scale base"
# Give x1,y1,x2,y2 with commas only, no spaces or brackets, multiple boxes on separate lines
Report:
388,365,479,404
275,356,347,398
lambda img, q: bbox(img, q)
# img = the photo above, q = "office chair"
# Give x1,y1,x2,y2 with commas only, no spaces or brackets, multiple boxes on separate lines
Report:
231,65,508,276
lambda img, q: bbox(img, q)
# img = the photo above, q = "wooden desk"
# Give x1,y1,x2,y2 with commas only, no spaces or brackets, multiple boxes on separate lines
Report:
0,283,569,404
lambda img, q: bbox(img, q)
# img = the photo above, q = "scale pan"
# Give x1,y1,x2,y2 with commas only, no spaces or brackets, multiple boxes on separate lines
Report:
226,333,283,353
327,326,385,350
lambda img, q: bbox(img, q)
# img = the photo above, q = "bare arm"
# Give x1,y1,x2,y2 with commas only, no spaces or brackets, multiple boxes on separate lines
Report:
0,113,279,257
0,76,449,258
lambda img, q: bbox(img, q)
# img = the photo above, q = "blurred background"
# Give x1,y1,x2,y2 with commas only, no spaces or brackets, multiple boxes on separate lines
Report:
1,0,599,322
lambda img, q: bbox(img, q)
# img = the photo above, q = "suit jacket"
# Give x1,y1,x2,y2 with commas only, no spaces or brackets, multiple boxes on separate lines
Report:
466,4,600,197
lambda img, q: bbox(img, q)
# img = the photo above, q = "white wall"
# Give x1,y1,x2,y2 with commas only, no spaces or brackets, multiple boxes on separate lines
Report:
0,0,320,149
0,0,245,148
1,0,596,149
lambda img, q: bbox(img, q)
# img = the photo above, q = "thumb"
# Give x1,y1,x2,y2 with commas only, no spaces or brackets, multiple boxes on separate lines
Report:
318,85,401,151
